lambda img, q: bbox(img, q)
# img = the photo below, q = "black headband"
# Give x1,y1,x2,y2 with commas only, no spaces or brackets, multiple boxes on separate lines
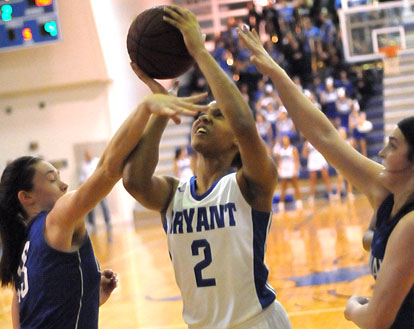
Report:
397,116,414,148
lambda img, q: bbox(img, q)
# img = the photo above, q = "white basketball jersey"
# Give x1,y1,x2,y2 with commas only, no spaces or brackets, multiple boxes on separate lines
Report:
164,172,275,328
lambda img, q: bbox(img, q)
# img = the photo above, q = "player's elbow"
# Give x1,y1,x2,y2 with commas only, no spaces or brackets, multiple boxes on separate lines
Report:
122,165,139,194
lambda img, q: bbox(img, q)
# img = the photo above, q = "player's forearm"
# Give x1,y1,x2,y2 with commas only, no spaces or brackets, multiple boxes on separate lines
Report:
98,103,152,181
12,290,19,329
193,49,255,134
122,115,169,191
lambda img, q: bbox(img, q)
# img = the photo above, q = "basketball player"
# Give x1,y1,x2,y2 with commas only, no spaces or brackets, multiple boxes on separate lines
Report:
238,26,414,329
123,6,292,329
0,93,207,329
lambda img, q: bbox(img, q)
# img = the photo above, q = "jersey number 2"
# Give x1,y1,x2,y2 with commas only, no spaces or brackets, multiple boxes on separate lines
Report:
191,239,216,287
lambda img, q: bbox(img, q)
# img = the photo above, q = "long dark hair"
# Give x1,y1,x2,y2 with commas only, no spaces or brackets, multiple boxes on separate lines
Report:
398,116,414,162
0,156,40,286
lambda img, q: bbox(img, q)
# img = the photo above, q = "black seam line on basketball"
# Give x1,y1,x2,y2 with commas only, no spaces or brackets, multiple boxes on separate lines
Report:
127,34,140,45
137,48,166,77
136,17,153,70
141,29,182,38
140,45,192,58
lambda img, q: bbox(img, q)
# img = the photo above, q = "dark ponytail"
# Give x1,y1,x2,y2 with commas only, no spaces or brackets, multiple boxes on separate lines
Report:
0,156,40,287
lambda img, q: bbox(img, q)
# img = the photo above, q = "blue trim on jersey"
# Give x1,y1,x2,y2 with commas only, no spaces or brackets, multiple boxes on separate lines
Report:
251,208,276,308
190,171,235,201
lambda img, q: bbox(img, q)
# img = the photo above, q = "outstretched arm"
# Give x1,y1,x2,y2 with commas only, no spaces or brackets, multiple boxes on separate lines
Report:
238,27,387,207
47,93,206,250
123,63,208,213
345,213,414,329
164,6,278,210
12,290,19,329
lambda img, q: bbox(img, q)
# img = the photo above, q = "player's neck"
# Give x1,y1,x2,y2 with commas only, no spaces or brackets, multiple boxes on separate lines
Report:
196,162,232,194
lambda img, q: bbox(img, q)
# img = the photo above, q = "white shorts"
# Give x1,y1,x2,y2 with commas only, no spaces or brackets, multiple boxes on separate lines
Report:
232,300,292,329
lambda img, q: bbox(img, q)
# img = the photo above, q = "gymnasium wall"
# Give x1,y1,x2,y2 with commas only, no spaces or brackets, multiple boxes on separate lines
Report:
0,0,171,224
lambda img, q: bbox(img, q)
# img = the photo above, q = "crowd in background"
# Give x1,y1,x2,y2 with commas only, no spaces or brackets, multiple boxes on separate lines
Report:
176,0,380,209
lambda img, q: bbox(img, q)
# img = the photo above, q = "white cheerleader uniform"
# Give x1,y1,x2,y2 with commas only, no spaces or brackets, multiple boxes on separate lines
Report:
278,145,296,179
307,142,328,172
164,173,291,328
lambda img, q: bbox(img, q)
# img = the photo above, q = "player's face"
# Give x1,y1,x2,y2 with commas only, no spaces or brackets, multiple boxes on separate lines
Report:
378,127,414,185
191,104,236,154
30,161,68,211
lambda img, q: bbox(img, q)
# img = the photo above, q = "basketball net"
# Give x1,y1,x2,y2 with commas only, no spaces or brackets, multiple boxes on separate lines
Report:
379,45,400,75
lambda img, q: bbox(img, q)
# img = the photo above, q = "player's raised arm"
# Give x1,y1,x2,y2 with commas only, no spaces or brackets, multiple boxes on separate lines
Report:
123,63,208,213
48,93,206,248
237,26,386,207
163,6,277,209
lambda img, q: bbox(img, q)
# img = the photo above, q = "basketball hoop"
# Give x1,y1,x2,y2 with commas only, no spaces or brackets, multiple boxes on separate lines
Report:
379,45,401,75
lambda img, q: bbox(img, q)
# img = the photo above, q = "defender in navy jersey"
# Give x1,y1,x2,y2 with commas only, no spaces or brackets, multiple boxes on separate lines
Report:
17,212,100,329
0,94,205,328
238,26,414,329
123,6,292,328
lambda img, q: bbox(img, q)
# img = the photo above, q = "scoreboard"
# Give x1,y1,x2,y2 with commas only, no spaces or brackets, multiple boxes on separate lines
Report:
0,0,61,52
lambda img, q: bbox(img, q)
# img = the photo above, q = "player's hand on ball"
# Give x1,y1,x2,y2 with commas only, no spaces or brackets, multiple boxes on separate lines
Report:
163,5,205,58
131,62,169,95
131,62,180,97
99,269,118,306
143,93,208,124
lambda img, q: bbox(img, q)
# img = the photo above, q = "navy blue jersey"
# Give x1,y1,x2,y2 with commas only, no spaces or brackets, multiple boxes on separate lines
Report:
370,195,414,328
15,212,101,329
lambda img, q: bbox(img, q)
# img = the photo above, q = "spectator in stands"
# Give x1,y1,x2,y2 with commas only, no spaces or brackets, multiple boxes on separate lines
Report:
174,146,195,182
304,89,322,110
336,87,353,130
355,68,374,110
320,77,338,126
335,69,355,98
245,1,261,34
239,83,251,105
257,83,281,111
262,100,279,146
349,100,372,157
283,33,312,84
308,74,325,103
262,3,282,46
256,112,273,152
276,106,296,144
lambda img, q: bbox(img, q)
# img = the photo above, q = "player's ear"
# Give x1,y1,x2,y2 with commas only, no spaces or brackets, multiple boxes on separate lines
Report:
18,190,34,207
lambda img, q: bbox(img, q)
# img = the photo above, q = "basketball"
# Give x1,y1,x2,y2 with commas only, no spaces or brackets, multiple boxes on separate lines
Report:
126,6,195,79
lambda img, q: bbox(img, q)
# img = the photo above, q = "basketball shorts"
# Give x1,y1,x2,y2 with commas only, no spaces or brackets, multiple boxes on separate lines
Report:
234,300,292,329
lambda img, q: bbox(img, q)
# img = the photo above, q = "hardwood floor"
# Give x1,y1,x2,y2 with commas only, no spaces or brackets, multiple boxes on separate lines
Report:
0,195,374,329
